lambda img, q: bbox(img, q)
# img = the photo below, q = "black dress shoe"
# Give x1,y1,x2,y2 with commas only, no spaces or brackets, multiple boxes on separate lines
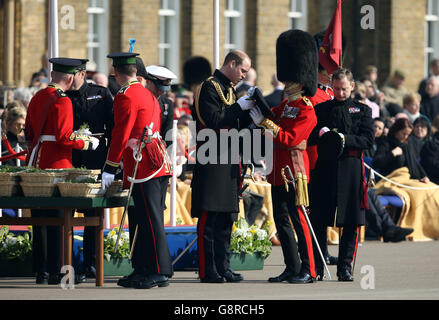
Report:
36,272,49,284
288,272,315,284
84,265,96,278
48,273,64,285
200,274,225,283
326,254,338,265
315,269,324,281
268,268,295,282
337,268,354,282
75,273,87,283
221,269,243,282
384,227,414,242
117,270,146,288
134,274,169,289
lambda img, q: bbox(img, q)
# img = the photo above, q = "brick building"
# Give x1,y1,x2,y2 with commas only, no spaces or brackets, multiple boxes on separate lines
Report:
1,0,438,94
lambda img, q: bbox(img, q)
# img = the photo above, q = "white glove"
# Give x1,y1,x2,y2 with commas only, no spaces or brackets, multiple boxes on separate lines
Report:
237,95,255,111
319,127,330,137
249,106,264,125
90,137,100,150
101,172,115,190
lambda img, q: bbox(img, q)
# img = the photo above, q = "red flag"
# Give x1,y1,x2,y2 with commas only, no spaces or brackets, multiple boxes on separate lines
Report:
318,0,343,74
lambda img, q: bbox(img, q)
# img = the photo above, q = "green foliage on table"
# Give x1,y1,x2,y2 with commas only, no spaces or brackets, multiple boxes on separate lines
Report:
103,227,130,261
0,165,28,173
0,226,32,261
230,218,272,259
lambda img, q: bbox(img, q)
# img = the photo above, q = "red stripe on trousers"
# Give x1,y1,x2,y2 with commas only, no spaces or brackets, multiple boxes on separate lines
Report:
297,206,316,278
350,226,360,275
197,211,208,279
140,184,160,274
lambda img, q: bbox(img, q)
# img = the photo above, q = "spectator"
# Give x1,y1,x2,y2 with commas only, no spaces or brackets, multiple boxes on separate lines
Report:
401,92,422,123
353,82,380,118
13,87,33,108
236,67,257,98
92,72,108,88
364,117,386,158
373,118,430,183
432,114,439,134
420,76,439,123
363,79,386,116
264,74,285,108
418,59,439,99
381,69,408,109
1,104,27,166
361,65,379,91
409,116,432,159
420,130,439,184
29,71,48,95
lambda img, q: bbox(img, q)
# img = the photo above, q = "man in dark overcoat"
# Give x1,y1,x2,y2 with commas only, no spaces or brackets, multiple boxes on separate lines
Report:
308,68,374,281
191,50,254,283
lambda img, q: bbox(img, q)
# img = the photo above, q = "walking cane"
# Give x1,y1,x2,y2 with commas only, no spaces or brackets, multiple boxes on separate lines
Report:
282,165,332,280
113,126,148,254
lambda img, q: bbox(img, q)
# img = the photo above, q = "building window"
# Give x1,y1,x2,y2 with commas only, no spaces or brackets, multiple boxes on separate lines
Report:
288,0,307,30
87,0,109,75
224,0,245,53
159,0,180,79
425,0,439,75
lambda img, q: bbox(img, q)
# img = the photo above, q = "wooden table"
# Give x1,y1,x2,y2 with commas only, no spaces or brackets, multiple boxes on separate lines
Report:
0,196,133,286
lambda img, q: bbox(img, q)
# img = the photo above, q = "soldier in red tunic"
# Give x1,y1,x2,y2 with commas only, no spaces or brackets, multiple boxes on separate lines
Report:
102,52,173,289
25,58,100,284
249,30,319,283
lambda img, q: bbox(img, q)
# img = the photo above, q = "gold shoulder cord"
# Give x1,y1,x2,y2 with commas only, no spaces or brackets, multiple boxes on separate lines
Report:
195,77,236,127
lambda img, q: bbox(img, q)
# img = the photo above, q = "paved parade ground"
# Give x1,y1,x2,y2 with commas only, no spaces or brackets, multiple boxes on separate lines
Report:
0,240,438,301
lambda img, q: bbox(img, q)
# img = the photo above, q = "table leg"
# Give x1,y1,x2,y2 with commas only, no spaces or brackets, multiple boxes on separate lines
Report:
63,209,73,268
96,208,104,286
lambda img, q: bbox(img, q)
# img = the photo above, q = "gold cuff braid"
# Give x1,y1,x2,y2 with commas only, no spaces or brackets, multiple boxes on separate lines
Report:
259,118,280,138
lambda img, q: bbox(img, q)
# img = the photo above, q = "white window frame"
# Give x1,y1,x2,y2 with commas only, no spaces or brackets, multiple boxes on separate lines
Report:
87,0,109,75
224,0,245,53
425,0,439,76
288,0,307,31
159,0,180,80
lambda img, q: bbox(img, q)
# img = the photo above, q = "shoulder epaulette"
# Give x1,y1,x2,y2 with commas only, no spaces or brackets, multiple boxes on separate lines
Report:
302,96,313,107
56,89,67,97
117,86,129,95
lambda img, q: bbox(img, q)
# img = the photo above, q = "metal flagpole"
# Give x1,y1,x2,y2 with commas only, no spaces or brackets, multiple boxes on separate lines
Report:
48,0,59,75
170,120,178,227
213,0,220,69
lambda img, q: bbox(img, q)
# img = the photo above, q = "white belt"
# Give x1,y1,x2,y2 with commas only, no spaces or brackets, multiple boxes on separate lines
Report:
28,135,56,166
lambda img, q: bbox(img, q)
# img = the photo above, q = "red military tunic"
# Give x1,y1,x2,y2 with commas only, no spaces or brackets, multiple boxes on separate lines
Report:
25,84,89,169
307,84,334,170
104,80,172,188
266,96,317,186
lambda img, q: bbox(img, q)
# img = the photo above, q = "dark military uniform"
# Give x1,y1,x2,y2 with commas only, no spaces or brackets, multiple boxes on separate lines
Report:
191,69,252,281
66,80,114,274
308,97,373,279
158,94,175,145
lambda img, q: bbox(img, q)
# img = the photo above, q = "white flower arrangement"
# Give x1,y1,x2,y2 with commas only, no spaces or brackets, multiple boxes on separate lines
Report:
230,218,272,259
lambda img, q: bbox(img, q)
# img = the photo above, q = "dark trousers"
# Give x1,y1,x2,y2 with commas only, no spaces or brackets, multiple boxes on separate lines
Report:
338,225,360,275
128,176,173,277
366,189,397,236
31,209,63,274
197,211,235,279
309,212,328,274
271,185,316,277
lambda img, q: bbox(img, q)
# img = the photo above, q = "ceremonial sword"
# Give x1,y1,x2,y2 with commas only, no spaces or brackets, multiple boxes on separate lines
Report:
282,165,332,280
113,126,148,254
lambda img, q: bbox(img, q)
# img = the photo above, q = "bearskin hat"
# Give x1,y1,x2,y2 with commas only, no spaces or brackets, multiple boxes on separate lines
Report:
314,30,347,72
183,56,212,89
276,29,318,97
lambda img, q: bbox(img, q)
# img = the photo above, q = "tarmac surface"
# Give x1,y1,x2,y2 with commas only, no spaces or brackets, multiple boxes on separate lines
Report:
1,240,438,301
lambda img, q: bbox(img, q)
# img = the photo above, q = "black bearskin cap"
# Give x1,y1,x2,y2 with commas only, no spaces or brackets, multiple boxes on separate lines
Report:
314,30,347,72
183,56,212,88
276,29,318,96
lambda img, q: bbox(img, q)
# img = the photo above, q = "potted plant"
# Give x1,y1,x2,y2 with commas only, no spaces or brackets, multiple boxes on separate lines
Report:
230,218,273,270
0,226,33,276
102,227,133,276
